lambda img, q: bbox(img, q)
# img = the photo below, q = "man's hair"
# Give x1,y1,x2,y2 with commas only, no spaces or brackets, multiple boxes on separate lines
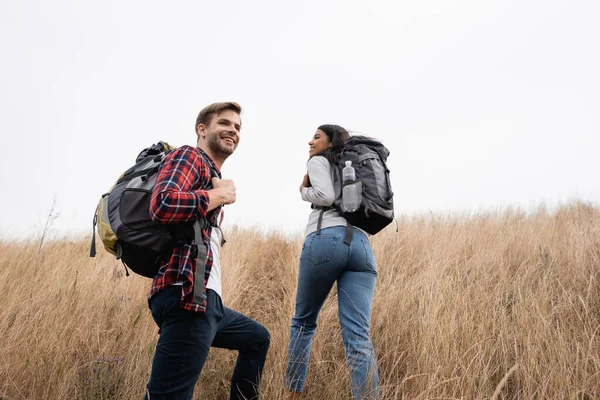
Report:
195,102,242,133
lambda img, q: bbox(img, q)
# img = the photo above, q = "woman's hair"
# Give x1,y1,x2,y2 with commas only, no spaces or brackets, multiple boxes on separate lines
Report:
314,124,350,165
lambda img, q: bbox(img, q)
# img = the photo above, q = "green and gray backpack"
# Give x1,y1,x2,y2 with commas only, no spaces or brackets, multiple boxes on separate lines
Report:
90,142,217,278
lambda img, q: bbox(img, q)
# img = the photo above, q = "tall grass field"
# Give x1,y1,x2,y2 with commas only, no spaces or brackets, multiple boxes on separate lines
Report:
1,203,599,399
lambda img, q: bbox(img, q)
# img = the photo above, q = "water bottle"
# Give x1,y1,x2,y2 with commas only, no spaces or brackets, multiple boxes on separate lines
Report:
341,161,362,212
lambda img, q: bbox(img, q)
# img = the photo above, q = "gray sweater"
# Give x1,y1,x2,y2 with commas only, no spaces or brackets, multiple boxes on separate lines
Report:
301,156,348,237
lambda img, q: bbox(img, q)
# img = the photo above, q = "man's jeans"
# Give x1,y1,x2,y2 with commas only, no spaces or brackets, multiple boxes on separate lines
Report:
285,226,379,399
145,286,270,400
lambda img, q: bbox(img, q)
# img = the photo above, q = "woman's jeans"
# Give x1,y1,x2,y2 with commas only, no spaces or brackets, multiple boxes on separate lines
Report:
145,286,270,400
285,226,379,399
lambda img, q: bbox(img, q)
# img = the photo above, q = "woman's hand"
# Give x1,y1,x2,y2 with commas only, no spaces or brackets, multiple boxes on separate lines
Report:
299,173,311,193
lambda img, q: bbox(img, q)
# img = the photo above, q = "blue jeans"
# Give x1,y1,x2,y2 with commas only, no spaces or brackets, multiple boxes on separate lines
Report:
145,286,270,400
285,226,379,399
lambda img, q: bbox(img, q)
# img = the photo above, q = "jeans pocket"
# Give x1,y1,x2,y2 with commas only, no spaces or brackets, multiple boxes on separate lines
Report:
361,238,377,273
151,286,182,327
308,234,340,265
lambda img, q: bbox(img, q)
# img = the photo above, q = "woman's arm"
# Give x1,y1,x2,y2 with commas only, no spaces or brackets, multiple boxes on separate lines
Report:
300,156,336,206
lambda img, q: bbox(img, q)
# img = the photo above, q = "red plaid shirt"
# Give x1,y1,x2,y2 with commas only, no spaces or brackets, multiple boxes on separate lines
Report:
149,145,221,312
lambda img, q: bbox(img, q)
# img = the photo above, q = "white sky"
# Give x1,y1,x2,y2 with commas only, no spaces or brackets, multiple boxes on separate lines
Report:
1,0,599,239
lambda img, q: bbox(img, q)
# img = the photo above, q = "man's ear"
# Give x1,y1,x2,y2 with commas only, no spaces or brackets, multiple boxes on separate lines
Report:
197,124,207,139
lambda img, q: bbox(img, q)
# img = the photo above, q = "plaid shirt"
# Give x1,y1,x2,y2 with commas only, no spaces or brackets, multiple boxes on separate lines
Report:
149,145,222,313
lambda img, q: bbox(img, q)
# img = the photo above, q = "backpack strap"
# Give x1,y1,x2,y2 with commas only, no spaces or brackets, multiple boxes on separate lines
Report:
315,207,354,245
90,204,98,257
192,219,208,305
343,223,353,245
199,151,227,247
316,208,325,236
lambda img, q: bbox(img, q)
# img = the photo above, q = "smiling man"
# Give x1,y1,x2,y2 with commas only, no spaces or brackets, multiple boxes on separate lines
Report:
145,102,270,400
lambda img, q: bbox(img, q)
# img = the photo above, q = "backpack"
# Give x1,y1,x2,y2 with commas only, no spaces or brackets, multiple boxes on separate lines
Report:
319,135,395,244
89,142,216,278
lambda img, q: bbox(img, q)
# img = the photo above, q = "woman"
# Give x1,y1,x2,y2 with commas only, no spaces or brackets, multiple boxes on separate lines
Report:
285,125,379,399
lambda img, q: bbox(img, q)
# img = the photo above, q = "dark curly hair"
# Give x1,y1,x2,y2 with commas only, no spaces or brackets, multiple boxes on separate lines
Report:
313,124,350,165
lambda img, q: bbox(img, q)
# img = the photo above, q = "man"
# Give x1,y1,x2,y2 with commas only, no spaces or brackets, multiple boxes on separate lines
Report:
145,102,270,400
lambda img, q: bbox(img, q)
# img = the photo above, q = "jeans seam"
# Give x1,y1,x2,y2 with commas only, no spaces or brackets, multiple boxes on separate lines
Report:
361,238,377,272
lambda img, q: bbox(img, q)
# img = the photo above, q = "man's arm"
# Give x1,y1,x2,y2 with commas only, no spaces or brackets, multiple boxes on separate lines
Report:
207,177,236,211
150,146,231,223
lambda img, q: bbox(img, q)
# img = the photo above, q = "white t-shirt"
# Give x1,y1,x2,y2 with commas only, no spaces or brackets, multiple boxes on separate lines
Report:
206,223,223,297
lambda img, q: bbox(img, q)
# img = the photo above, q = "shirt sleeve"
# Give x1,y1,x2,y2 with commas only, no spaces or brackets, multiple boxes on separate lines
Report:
150,146,211,223
301,156,336,206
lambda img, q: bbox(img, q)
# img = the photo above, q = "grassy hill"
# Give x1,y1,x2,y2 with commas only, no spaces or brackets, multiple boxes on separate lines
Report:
1,203,599,399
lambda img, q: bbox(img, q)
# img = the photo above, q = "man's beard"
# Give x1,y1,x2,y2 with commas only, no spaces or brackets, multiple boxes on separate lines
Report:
207,130,236,159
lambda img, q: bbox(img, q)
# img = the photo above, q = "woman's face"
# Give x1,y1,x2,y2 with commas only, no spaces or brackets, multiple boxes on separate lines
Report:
308,129,332,157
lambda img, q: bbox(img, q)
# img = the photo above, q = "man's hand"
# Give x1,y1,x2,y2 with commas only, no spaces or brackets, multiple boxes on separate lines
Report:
208,177,236,211
299,173,311,193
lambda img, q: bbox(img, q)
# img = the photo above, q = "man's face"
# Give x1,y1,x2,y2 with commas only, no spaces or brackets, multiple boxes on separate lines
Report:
200,110,241,158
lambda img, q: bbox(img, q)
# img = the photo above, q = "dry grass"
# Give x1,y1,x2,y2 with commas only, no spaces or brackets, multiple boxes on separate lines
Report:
1,202,600,399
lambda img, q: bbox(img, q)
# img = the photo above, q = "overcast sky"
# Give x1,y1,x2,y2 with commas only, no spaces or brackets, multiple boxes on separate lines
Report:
1,0,599,240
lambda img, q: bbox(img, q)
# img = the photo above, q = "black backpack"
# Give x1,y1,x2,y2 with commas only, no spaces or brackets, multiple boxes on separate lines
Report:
318,136,395,244
90,142,217,278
